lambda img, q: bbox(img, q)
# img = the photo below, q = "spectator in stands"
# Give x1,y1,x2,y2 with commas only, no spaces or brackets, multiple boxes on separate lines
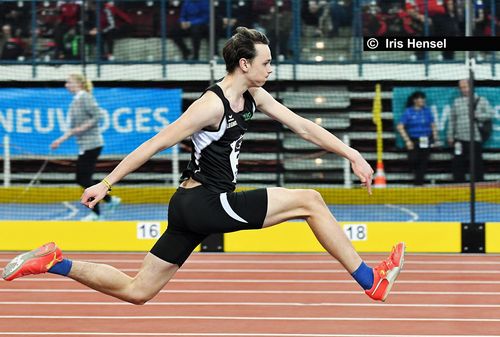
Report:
253,0,293,60
301,1,330,37
405,0,459,60
447,79,494,183
50,73,121,221
0,24,25,60
330,0,352,37
380,0,424,36
0,1,30,38
87,1,133,61
215,0,253,39
171,0,209,60
53,0,81,59
362,1,388,36
397,91,438,186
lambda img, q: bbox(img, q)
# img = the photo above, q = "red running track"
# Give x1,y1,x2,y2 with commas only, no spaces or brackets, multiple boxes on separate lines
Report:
0,252,500,337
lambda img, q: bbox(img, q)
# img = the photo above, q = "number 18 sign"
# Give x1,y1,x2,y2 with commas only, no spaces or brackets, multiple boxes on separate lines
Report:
343,224,368,241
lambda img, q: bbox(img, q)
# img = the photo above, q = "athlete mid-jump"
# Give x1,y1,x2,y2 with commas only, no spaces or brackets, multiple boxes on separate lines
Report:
3,27,404,303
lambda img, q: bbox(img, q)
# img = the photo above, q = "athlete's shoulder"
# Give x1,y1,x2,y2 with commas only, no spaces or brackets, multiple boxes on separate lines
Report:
196,89,225,112
183,90,225,128
248,87,275,109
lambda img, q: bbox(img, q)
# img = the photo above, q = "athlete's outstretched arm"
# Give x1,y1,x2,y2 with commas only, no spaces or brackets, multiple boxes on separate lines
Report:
250,87,373,193
81,92,224,208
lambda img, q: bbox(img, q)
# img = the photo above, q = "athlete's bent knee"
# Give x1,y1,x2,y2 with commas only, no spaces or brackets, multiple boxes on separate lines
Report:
302,189,325,211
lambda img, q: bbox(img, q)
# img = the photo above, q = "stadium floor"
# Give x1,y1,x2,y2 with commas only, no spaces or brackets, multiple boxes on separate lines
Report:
0,202,499,222
0,252,499,336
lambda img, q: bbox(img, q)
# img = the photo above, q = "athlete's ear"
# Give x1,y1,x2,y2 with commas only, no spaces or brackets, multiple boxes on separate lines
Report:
239,58,250,72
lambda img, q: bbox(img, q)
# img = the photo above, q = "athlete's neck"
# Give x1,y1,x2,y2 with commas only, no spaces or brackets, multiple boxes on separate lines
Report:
218,75,248,104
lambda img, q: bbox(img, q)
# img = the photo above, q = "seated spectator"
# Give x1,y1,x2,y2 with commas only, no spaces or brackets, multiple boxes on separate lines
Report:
1,24,26,60
301,1,329,37
86,1,133,60
330,0,352,37
405,0,460,60
397,91,438,186
474,0,500,36
382,1,423,36
253,0,293,60
215,0,253,39
36,1,60,38
362,1,387,36
54,0,81,59
0,1,30,38
171,0,209,61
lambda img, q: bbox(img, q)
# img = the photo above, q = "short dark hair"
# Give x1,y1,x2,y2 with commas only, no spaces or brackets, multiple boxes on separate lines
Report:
222,26,270,73
406,91,426,107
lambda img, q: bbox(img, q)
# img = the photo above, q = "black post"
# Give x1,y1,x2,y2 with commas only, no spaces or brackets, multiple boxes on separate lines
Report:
96,0,102,77
31,0,37,78
80,0,86,76
466,0,476,225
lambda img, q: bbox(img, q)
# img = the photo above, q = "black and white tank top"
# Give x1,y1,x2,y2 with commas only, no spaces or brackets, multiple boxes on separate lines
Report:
181,83,256,192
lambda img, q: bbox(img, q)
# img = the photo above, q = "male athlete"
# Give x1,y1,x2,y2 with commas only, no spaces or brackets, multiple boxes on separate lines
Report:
3,27,404,302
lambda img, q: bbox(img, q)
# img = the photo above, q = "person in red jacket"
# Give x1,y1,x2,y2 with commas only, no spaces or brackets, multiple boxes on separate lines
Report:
53,0,80,59
406,0,459,60
88,1,133,60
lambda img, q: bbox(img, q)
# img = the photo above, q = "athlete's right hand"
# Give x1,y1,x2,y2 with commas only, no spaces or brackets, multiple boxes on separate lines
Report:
81,182,109,209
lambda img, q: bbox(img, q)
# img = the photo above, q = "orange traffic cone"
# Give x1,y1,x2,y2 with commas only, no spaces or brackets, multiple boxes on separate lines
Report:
374,161,387,188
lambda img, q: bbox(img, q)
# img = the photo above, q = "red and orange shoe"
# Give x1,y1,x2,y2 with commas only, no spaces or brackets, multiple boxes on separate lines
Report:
2,242,63,281
366,242,405,302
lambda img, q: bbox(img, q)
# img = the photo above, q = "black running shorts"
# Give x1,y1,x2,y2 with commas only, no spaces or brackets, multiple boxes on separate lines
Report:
150,185,268,266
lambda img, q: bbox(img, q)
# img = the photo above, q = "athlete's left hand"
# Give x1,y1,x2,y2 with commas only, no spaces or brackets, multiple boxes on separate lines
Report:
351,155,374,195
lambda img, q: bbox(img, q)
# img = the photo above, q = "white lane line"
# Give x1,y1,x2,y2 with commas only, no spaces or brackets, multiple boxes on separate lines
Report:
1,315,500,322
0,289,499,296
1,301,500,309
4,278,500,285
191,268,500,274
384,204,419,222
56,201,79,221
45,268,498,274
0,333,499,337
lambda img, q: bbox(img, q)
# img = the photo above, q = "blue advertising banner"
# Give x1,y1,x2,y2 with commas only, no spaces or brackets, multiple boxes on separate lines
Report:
392,87,500,149
0,88,182,156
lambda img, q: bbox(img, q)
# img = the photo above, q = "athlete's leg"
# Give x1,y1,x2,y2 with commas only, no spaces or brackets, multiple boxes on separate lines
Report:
68,253,178,305
262,187,405,301
263,187,362,273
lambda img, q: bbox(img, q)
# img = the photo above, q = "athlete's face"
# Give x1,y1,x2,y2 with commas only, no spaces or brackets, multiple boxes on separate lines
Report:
244,44,273,87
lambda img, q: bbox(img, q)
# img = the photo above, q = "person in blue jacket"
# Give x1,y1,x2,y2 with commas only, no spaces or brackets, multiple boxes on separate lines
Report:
397,91,439,186
171,0,209,60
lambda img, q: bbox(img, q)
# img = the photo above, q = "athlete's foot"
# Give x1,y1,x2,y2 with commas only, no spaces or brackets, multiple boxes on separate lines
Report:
2,242,63,281
365,242,405,302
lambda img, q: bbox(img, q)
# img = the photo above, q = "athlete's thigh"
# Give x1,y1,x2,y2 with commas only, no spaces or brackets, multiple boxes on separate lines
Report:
263,187,322,228
133,252,179,299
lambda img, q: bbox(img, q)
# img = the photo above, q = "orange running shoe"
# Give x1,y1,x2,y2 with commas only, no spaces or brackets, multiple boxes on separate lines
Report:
365,242,405,302
2,242,63,281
